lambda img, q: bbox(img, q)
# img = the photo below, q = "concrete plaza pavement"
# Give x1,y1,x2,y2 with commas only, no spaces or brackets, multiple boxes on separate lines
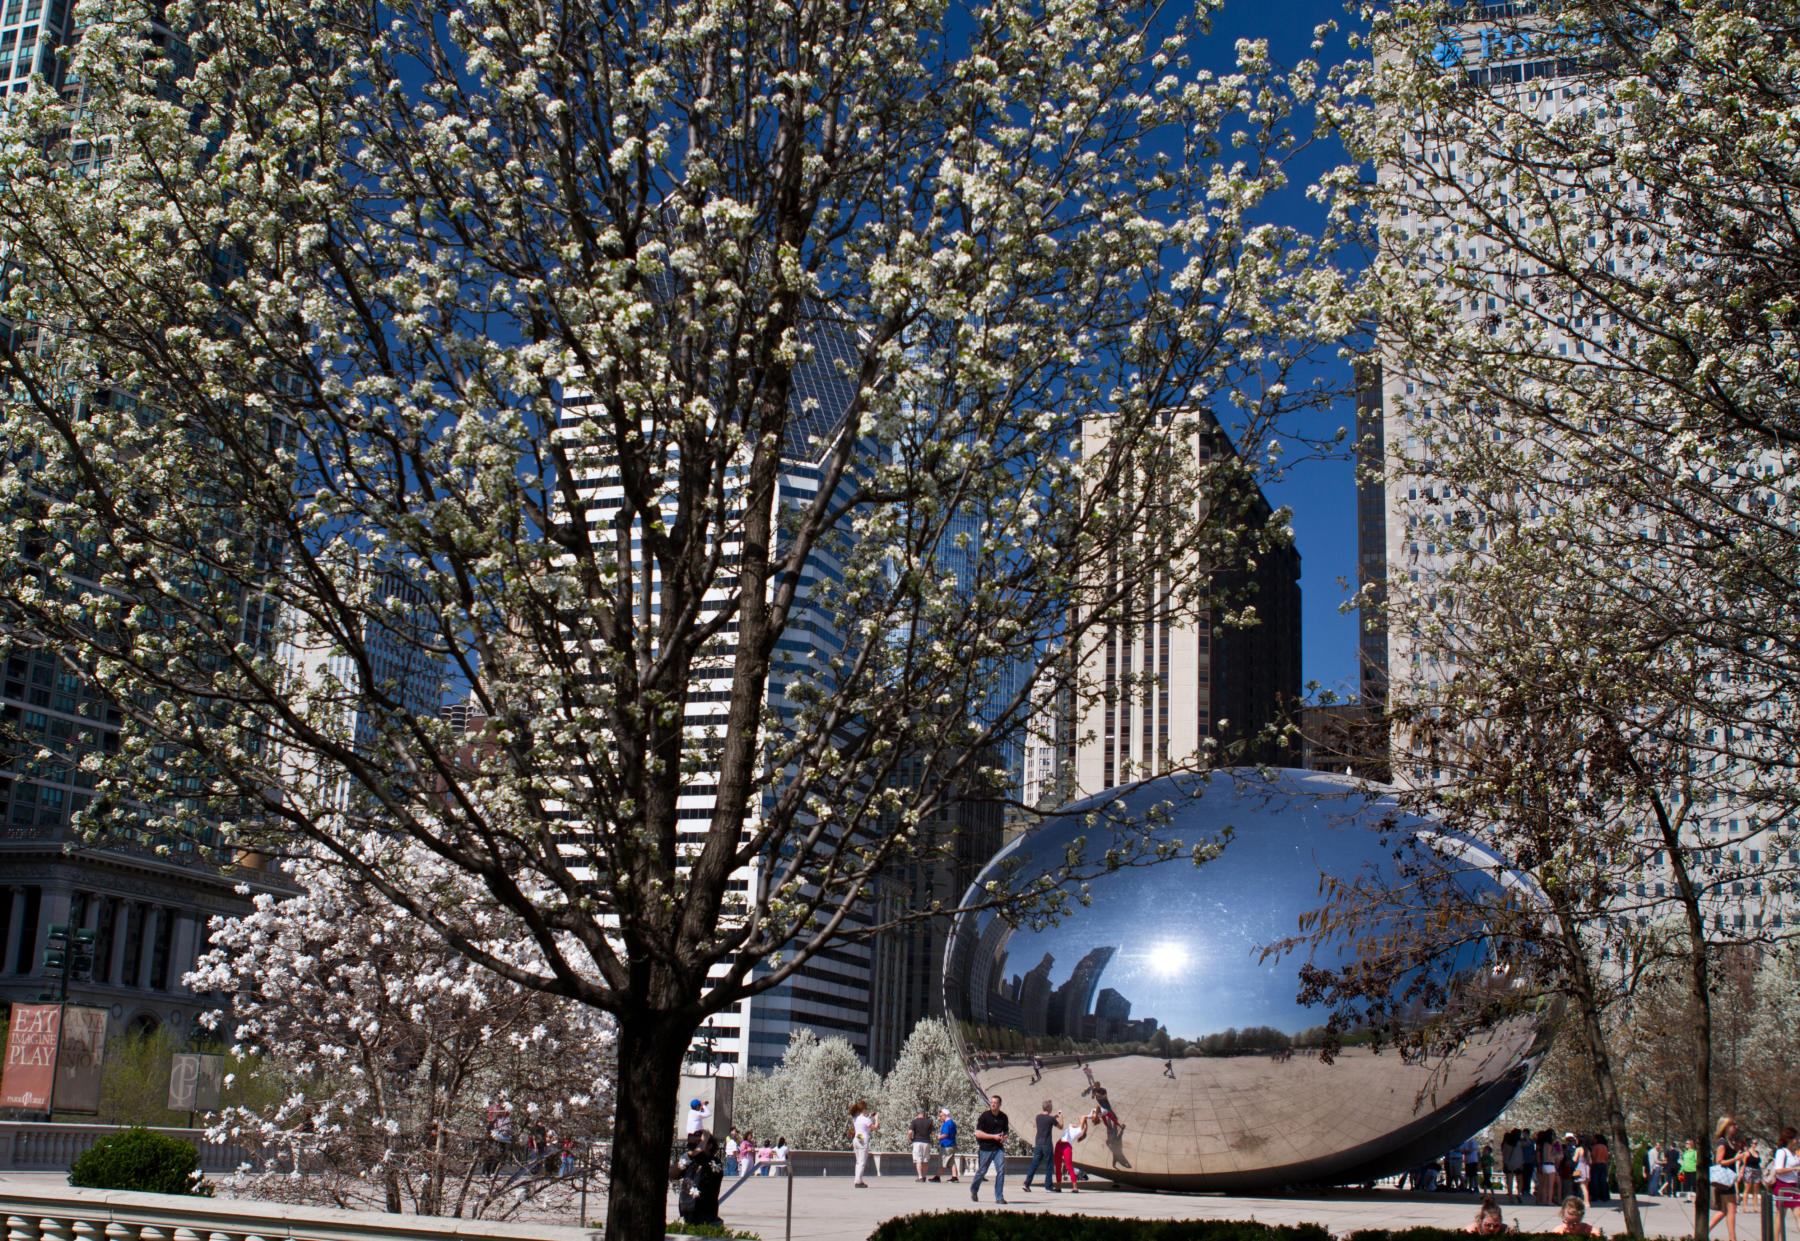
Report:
705,1173,1729,1241
0,1168,1740,1240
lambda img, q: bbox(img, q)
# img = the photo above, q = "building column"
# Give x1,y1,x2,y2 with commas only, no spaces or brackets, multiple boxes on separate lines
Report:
135,904,160,991
167,911,196,995
107,898,131,986
3,887,25,975
27,884,72,978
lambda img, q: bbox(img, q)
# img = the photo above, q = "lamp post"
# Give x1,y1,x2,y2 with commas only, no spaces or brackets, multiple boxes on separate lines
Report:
38,923,95,1002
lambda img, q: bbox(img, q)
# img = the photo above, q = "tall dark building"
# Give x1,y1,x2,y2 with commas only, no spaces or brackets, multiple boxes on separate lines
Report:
866,754,1005,1070
1068,407,1304,795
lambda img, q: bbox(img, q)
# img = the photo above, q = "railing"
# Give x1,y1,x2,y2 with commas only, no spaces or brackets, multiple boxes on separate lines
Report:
0,1185,598,1240
0,1123,255,1175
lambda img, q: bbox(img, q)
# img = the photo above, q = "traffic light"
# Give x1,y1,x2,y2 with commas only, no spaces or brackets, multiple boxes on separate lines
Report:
42,923,69,972
40,923,95,1000
71,928,95,976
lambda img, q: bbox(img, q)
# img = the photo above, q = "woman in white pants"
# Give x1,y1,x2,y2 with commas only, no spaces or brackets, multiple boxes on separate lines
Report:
850,1101,879,1187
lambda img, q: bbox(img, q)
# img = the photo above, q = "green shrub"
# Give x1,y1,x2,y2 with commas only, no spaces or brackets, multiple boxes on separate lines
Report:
666,1225,762,1239
1348,1230,1570,1241
67,1125,213,1196
869,1222,1582,1241
867,1216,1333,1241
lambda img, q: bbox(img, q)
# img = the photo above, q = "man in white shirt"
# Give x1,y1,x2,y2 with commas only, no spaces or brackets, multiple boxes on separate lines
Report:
685,1097,711,1136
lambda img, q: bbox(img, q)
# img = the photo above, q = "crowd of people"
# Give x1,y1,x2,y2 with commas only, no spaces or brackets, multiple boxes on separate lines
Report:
478,1101,580,1185
1494,1129,1613,1206
670,1090,1800,1236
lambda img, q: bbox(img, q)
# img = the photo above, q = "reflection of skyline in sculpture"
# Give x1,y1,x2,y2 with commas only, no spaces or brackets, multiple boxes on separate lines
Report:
972,937,1164,1046
941,768,1549,1192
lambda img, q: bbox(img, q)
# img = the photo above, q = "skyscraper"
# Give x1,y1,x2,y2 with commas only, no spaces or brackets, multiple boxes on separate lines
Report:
1371,10,1786,936
1063,407,1302,800
559,317,899,1073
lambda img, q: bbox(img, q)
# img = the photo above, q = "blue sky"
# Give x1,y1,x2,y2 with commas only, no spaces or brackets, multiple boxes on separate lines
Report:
1203,0,1370,700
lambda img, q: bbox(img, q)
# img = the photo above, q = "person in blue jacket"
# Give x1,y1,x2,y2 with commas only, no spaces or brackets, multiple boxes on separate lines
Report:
929,1107,960,1182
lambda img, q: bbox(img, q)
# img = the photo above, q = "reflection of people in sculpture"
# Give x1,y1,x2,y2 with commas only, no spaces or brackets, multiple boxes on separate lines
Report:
1162,1059,1175,1079
1031,1056,1044,1084
1080,1064,1097,1096
1088,1084,1123,1134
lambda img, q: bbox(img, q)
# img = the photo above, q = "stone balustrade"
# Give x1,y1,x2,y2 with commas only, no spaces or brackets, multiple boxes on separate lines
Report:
0,1186,596,1241
0,1126,255,1176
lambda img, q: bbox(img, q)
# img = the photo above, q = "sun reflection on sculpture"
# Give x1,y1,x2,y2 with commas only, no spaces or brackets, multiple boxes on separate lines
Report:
942,767,1548,1192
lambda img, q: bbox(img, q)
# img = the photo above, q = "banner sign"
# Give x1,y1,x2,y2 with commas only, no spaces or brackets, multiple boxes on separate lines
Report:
0,1004,63,1110
52,1005,108,1113
168,1052,225,1112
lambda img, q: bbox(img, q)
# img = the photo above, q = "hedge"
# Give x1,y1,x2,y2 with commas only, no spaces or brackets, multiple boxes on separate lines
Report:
867,1217,1332,1241
868,1218,1579,1241
67,1126,212,1196
1349,1230,1570,1241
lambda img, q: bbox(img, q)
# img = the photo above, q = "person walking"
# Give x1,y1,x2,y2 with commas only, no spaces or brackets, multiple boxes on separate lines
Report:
909,1108,937,1182
1501,1130,1520,1201
1712,1116,1746,1241
1055,1110,1086,1192
931,1107,959,1183
1022,1100,1058,1192
1741,1137,1762,1213
1589,1134,1610,1205
970,1094,1011,1205
756,1138,775,1176
850,1101,879,1188
724,1126,741,1178
1538,1130,1562,1205
738,1131,756,1180
1648,1141,1665,1196
1572,1136,1591,1209
1767,1127,1800,1224
1683,1139,1700,1200
774,1137,789,1177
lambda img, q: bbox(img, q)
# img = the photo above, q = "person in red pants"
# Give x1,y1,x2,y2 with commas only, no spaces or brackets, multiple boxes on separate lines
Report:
1055,1110,1087,1191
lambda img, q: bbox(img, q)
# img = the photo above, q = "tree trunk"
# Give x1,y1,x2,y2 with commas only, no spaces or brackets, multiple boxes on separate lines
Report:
1689,949,1713,1241
606,1011,691,1241
1552,897,1644,1237
1642,786,1712,1241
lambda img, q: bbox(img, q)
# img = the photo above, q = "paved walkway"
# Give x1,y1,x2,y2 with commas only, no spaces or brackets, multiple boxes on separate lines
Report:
0,1169,1734,1240
705,1174,1725,1241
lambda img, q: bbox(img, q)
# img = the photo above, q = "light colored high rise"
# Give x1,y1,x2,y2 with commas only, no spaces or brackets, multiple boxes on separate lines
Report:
559,324,888,1074
1063,409,1302,800
1373,19,1789,936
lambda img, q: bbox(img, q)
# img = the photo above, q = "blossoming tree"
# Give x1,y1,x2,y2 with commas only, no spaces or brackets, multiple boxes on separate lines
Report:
1329,3,1800,1236
0,0,1344,1231
189,846,614,1218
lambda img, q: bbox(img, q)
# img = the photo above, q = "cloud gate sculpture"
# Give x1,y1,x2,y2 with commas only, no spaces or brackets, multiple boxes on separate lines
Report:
942,768,1546,1191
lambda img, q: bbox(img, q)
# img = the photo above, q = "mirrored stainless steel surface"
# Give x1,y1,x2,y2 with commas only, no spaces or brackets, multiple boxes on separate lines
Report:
942,768,1544,1190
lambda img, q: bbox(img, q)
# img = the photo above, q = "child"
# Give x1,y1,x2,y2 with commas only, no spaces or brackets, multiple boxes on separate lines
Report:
1554,1195,1603,1236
